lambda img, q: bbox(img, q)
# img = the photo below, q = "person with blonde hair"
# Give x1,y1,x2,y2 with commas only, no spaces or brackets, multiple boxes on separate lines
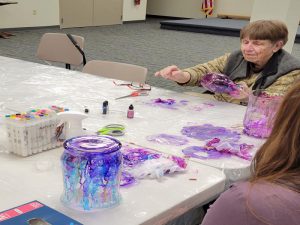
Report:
155,20,300,104
200,81,300,225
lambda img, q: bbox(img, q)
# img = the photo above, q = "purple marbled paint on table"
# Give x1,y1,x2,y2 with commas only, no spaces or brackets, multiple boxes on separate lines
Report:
206,138,253,160
182,146,231,159
145,98,188,110
179,99,189,105
182,139,253,161
190,102,215,111
120,171,136,187
120,144,187,184
169,155,188,169
122,147,161,167
146,133,189,146
181,124,241,141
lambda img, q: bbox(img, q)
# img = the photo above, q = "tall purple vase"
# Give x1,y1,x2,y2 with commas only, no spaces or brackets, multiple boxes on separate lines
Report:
61,135,122,211
243,91,282,138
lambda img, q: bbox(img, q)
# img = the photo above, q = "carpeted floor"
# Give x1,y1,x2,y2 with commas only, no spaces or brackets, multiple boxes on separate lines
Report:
1,16,300,93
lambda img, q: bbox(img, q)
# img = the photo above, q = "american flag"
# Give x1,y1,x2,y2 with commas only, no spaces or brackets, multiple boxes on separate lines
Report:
202,0,214,16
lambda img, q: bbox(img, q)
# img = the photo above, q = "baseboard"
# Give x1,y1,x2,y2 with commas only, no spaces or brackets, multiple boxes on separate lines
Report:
146,14,189,20
123,20,146,24
0,25,59,31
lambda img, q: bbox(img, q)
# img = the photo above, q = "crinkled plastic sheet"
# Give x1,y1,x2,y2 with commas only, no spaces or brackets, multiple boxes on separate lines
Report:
0,57,226,225
1,64,109,112
0,56,264,185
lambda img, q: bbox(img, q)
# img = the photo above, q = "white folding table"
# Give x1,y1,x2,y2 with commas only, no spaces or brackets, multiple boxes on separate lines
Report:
0,56,230,225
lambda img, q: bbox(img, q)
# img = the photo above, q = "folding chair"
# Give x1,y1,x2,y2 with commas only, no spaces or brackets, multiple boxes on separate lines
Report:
82,60,148,83
36,33,86,70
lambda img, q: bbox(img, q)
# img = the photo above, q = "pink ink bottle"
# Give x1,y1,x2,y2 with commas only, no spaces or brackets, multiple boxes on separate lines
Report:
127,104,134,118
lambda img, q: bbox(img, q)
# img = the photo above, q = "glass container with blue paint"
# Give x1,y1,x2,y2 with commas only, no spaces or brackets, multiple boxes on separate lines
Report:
61,135,122,211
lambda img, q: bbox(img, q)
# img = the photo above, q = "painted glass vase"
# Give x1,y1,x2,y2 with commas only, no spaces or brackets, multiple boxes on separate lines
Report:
61,135,122,211
243,91,283,138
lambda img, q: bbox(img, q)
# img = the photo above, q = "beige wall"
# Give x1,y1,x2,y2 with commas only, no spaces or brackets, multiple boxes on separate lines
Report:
0,0,256,29
147,0,211,18
4,0,299,29
0,0,148,28
123,0,147,21
0,0,59,29
251,0,300,53
146,0,254,18
217,0,253,17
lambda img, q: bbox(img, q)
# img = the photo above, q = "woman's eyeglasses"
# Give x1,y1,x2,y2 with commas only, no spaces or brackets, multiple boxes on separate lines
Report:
113,81,151,91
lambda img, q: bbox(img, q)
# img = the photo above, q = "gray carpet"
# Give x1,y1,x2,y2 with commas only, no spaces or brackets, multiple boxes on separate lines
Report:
2,17,300,93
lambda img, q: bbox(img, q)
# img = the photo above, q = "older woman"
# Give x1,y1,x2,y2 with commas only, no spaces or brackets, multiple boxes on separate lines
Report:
200,80,300,225
155,20,300,104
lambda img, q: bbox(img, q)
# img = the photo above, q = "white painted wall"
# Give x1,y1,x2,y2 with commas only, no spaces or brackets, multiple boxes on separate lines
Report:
146,0,253,18
217,0,254,17
147,0,212,18
0,0,148,28
0,0,59,29
123,0,147,21
251,0,300,53
3,0,298,29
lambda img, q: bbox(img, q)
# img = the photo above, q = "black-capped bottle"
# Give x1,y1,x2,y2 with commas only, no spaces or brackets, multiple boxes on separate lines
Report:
102,101,109,114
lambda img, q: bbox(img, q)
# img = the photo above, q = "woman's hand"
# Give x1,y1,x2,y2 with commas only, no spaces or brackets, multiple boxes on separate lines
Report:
230,81,251,99
155,65,191,84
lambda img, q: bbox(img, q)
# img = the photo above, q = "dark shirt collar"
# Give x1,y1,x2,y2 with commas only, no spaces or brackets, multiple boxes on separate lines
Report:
261,49,281,76
249,63,263,73
247,50,281,77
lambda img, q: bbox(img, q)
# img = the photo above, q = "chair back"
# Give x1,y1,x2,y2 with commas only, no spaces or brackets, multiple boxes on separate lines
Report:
82,60,147,83
37,33,85,68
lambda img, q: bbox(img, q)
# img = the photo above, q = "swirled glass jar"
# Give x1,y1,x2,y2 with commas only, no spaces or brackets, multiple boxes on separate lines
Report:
61,135,122,211
243,91,283,138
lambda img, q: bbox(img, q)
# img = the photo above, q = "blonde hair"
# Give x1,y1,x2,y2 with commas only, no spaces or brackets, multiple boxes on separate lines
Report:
250,81,300,192
246,82,300,224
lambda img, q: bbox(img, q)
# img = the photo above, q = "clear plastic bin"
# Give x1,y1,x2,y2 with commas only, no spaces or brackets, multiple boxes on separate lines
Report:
4,109,62,157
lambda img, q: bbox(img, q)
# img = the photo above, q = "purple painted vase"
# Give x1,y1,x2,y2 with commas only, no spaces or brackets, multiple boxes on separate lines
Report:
243,91,282,138
61,135,122,211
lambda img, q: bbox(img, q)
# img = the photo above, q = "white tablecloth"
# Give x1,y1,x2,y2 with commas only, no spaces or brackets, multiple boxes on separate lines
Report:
0,56,229,225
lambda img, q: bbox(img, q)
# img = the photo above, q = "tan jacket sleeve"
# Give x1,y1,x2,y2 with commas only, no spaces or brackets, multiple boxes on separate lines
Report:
181,54,230,86
264,70,300,96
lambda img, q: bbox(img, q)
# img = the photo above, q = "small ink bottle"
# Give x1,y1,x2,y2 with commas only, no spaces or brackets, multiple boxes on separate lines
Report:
84,106,89,113
127,104,134,118
102,101,109,114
